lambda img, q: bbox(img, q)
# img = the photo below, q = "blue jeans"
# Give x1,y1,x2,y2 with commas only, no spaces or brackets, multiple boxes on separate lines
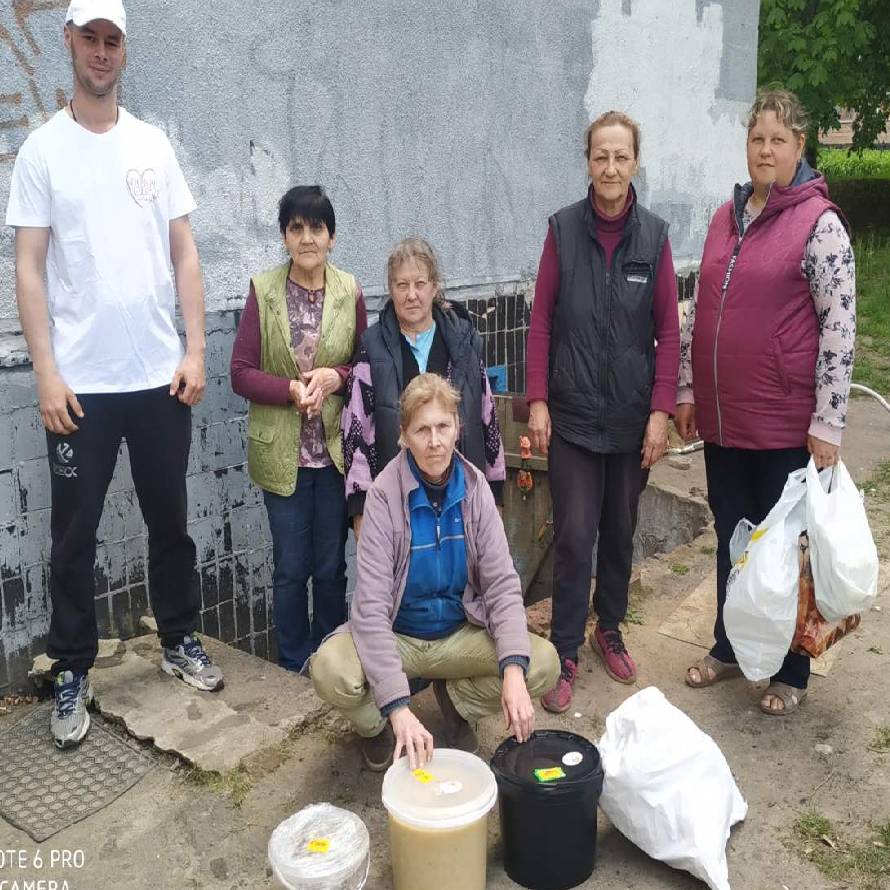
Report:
263,465,347,671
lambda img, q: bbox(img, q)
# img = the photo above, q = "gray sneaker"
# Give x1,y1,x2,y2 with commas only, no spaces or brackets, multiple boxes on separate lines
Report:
51,670,93,750
161,635,224,692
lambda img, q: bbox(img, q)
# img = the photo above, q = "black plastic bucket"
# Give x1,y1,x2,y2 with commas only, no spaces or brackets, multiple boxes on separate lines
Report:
490,730,603,890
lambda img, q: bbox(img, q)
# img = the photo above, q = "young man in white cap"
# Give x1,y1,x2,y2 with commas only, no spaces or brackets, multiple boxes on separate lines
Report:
6,0,224,749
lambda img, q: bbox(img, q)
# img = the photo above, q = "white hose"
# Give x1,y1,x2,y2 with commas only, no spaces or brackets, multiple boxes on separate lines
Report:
850,383,890,414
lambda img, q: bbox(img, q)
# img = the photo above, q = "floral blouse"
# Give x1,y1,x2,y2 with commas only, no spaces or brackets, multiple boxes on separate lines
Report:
677,208,856,445
285,277,331,468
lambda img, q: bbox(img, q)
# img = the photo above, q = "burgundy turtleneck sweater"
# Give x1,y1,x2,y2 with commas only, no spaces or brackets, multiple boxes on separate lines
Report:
526,190,680,416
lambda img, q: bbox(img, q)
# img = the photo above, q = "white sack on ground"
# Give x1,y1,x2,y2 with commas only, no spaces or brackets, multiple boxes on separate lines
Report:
724,467,807,680
598,687,747,890
806,458,879,621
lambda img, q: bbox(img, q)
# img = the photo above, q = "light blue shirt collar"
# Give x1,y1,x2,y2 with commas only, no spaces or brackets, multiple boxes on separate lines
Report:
403,322,436,374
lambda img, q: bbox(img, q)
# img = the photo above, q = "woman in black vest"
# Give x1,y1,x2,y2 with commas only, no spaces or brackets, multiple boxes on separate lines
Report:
526,112,681,713
342,238,505,539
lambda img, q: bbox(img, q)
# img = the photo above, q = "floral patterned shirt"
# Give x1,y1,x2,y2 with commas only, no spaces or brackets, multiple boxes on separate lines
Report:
677,208,856,445
285,277,331,468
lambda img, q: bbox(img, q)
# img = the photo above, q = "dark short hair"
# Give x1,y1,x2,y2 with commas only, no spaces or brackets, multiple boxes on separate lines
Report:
277,185,335,236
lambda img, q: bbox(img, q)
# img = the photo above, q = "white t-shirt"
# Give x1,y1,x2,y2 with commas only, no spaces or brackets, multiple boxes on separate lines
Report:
5,108,197,393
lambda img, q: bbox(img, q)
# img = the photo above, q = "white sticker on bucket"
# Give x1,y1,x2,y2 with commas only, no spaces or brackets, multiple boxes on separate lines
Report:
562,751,583,767
433,780,463,796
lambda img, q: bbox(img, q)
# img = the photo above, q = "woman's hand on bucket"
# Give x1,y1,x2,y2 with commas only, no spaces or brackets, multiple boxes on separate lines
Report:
390,707,434,770
501,665,535,743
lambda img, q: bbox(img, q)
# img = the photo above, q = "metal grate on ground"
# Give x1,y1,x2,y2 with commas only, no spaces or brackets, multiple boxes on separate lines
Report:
0,705,156,842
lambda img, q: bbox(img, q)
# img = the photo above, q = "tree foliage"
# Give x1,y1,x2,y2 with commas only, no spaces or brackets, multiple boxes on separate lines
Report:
758,0,890,152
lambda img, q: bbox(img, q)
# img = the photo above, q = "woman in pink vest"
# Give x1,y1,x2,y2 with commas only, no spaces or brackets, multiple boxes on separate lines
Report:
675,88,855,716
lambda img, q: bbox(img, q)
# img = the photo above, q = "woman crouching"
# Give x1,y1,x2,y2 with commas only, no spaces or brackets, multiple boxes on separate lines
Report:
311,373,559,770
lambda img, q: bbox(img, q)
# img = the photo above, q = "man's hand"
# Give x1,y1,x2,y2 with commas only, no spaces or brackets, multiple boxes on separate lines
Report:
674,403,697,441
170,350,205,405
352,514,363,542
389,706,434,770
528,400,551,455
641,410,669,469
501,664,535,744
37,369,82,434
808,434,840,470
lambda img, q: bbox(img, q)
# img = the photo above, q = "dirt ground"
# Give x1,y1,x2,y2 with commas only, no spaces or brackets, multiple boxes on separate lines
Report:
1,414,889,890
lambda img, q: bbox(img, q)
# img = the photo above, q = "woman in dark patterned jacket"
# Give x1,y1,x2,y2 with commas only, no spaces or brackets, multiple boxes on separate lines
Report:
342,238,505,540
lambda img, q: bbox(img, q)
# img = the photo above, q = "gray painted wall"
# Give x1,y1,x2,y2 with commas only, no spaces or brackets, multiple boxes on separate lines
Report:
0,0,759,317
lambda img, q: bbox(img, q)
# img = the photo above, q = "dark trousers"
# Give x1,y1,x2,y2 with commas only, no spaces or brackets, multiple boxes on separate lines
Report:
46,386,198,675
549,433,648,661
704,442,811,689
263,464,348,672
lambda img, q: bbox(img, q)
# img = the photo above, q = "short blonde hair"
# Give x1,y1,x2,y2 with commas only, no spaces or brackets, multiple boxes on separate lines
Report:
399,373,461,434
387,237,444,304
584,110,642,161
746,87,810,135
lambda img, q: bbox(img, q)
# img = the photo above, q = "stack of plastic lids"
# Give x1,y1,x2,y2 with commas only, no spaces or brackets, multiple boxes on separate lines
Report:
268,803,370,890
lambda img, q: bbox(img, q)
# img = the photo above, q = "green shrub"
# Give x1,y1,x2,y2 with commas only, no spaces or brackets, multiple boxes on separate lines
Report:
818,148,890,179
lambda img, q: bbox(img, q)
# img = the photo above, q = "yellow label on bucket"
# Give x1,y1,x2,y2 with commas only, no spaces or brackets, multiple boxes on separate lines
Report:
750,528,767,543
412,769,435,784
306,838,330,853
534,767,566,783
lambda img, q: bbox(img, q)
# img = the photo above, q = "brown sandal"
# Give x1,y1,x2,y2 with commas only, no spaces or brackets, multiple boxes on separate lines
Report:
685,654,742,688
760,682,807,716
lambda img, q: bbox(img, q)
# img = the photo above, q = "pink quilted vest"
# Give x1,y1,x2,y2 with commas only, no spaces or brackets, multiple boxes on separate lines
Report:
692,175,839,450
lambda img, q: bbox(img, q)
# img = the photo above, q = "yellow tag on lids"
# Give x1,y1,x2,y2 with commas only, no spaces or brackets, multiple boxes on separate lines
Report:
534,766,566,783
306,838,330,854
412,769,435,784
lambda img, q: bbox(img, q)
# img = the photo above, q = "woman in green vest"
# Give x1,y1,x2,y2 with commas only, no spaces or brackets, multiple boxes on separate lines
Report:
231,186,367,671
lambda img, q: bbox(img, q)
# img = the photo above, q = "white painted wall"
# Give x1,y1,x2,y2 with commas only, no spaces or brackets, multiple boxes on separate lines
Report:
586,0,756,269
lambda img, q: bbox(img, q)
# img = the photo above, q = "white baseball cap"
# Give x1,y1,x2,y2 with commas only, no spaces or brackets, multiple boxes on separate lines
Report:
65,0,127,36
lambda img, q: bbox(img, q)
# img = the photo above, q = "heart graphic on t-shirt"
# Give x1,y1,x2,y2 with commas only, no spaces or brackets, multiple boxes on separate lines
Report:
126,168,159,206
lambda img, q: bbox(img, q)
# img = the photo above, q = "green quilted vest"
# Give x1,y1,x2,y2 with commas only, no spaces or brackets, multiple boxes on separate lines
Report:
247,261,357,496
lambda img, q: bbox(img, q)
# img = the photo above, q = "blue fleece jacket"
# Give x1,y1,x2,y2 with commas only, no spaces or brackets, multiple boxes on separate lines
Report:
392,455,468,639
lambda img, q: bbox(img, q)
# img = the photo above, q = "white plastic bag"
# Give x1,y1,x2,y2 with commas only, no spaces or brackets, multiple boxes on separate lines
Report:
728,519,755,565
598,687,747,890
723,468,807,680
268,803,370,890
806,458,879,621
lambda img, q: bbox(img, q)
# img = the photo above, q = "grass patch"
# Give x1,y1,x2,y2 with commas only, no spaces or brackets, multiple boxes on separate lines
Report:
791,810,890,889
853,233,890,398
870,726,890,752
862,460,890,504
184,765,253,807
623,604,645,626
699,545,716,556
669,563,690,576
820,148,890,180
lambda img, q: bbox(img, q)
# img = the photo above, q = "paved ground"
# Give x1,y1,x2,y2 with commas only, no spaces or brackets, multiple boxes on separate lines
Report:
1,394,888,890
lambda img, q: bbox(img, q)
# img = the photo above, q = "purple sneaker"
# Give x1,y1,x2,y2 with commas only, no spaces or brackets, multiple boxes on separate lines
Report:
540,657,578,714
591,626,637,684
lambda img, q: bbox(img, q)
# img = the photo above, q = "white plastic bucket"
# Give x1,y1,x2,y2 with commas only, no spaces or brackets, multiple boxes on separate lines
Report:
382,748,498,890
268,803,370,890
